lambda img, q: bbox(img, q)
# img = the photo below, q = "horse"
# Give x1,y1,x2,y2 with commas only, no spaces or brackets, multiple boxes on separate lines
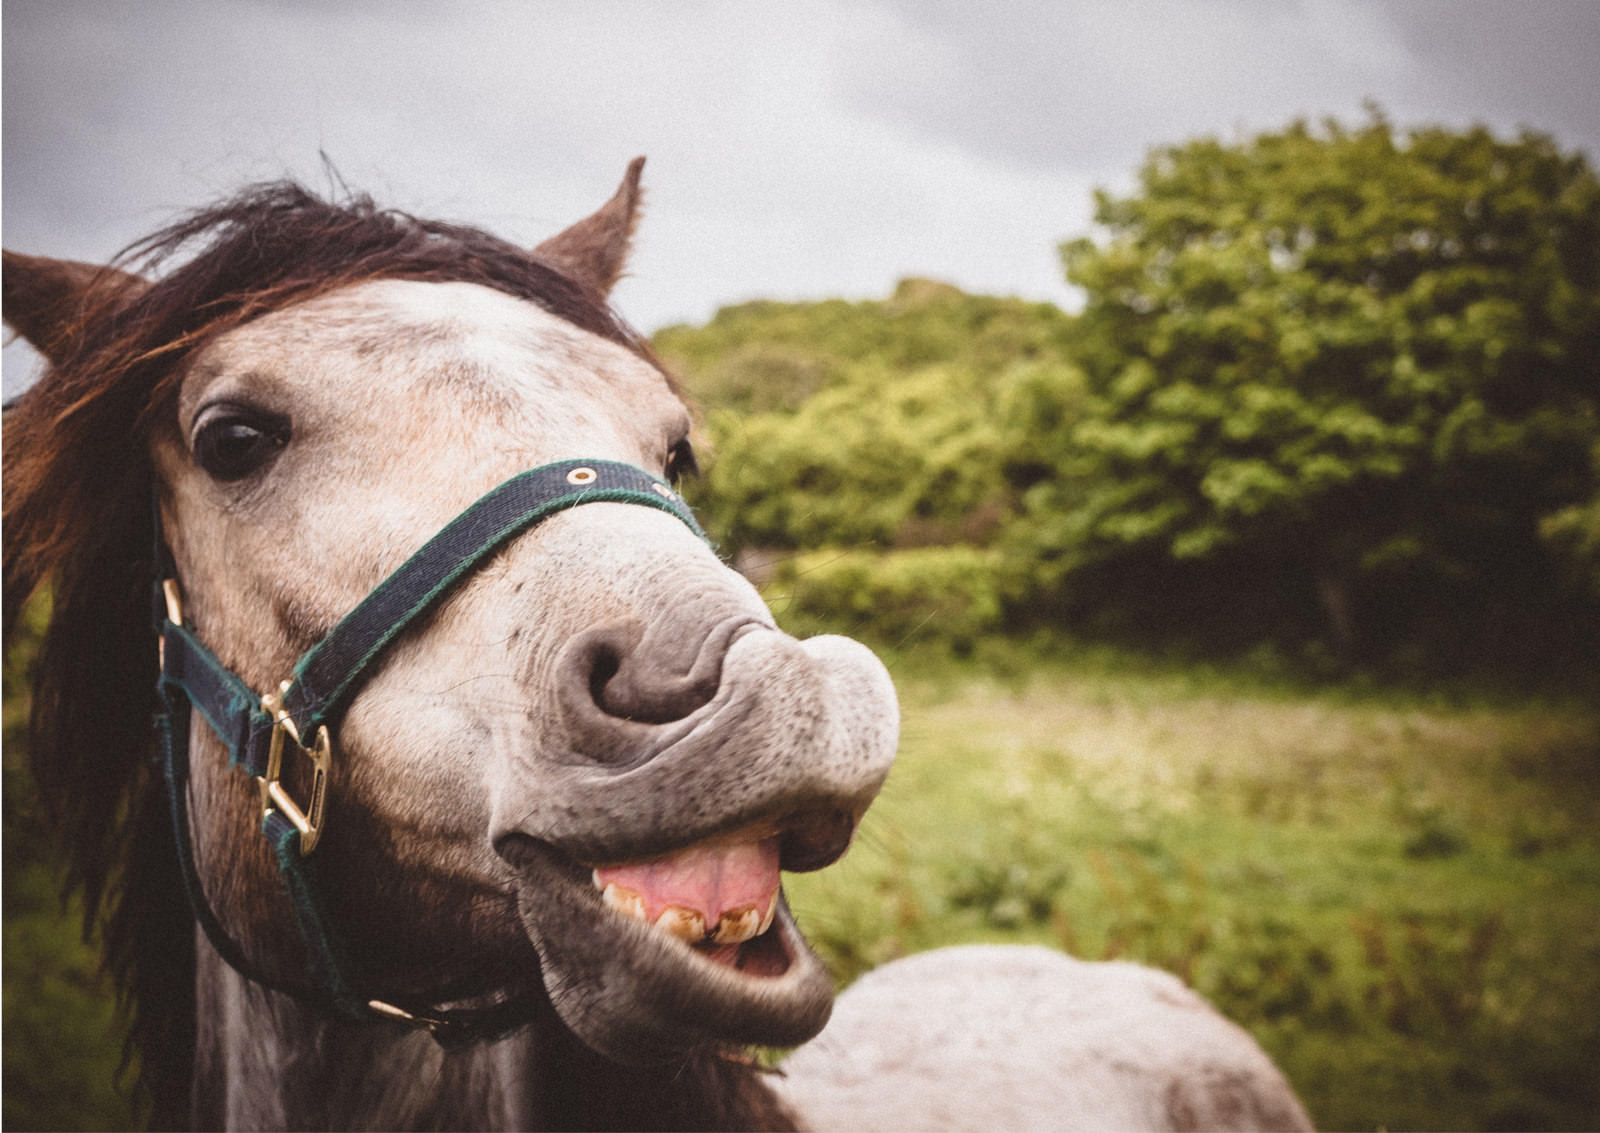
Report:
2,160,1311,1131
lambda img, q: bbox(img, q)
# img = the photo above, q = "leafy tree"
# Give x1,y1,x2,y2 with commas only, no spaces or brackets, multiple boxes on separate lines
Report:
693,363,1009,551
656,277,1079,404
1033,111,1600,663
1539,443,1600,601
662,281,1082,557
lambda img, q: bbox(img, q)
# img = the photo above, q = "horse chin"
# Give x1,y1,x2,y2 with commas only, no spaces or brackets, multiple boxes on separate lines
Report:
499,836,835,1065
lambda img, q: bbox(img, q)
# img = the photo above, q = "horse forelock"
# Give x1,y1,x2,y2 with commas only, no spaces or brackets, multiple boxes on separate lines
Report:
7,178,666,616
0,179,671,1126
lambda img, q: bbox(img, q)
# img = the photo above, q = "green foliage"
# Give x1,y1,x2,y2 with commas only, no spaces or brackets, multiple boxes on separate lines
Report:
1540,441,1600,600
656,277,1079,402
3,595,143,1131
762,546,1011,653
691,366,1023,552
661,279,1084,559
658,113,1600,677
1043,111,1600,663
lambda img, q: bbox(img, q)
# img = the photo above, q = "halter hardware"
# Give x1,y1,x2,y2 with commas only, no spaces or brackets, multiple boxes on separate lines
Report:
365,998,449,1033
158,579,185,669
162,577,185,625
259,683,331,856
155,457,708,1043
159,581,332,856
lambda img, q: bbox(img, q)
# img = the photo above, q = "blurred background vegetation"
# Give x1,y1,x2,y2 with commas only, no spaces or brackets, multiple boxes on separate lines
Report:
6,111,1598,1129
662,111,1600,679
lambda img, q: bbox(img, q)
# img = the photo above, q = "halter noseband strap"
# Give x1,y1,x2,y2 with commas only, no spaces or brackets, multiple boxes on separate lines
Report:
155,458,707,1042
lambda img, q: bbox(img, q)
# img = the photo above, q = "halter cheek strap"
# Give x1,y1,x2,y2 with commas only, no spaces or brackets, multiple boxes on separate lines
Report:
155,458,707,1041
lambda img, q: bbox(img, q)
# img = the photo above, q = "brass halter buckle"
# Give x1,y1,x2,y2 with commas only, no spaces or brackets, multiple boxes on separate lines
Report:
258,682,332,855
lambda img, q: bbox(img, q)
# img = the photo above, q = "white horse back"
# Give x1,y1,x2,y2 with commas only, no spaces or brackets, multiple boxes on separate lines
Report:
778,945,1313,1132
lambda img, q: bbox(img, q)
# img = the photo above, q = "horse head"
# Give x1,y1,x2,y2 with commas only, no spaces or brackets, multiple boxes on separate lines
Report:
2,161,898,1102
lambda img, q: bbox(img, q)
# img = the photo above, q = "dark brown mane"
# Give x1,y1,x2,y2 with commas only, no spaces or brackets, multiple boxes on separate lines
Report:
1,181,664,1126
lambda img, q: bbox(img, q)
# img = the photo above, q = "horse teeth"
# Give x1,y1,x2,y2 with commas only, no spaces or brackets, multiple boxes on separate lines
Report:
601,883,647,922
711,905,762,945
595,872,780,947
654,905,706,943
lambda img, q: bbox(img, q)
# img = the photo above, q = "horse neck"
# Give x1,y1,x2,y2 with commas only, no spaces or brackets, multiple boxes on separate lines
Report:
189,938,800,1131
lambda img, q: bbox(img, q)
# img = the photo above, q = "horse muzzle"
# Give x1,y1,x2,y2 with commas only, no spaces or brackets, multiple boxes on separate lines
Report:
490,625,899,1061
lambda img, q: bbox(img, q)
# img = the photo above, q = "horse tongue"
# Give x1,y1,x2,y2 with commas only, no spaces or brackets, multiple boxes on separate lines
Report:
595,836,781,934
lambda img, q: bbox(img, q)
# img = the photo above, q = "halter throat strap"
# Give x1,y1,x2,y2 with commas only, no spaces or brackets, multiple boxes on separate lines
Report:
155,458,706,1040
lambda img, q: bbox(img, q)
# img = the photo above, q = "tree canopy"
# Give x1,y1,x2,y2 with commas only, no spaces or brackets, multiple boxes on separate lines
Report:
657,279,1082,553
659,113,1600,676
1034,112,1600,663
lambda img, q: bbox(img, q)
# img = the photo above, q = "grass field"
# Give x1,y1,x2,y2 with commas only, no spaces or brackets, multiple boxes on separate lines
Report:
5,643,1598,1130
785,651,1600,1132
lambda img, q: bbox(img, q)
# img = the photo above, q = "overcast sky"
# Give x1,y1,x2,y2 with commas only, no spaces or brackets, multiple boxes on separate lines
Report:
5,1,1598,397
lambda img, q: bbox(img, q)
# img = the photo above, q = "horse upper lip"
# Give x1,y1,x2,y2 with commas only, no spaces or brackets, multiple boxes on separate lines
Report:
500,629,897,862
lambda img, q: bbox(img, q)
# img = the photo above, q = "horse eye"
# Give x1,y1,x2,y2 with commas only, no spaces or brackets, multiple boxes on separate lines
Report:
665,438,698,485
193,409,290,482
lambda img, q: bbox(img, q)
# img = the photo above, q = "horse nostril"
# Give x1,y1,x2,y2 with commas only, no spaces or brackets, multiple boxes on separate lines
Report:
563,619,757,730
588,644,622,711
597,645,719,724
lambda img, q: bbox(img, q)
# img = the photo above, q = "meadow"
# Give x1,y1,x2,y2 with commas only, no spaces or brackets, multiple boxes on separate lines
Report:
5,625,1599,1129
783,648,1600,1132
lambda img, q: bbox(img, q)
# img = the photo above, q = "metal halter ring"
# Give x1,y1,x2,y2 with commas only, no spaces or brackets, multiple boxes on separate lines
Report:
258,683,332,855
565,466,598,485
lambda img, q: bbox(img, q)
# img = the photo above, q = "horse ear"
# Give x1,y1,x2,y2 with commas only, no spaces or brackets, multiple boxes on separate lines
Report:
533,157,646,297
3,250,148,365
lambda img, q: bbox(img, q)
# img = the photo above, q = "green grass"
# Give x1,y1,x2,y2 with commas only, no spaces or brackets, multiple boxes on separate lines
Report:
2,852,139,1131
784,655,1600,1131
6,633,1597,1130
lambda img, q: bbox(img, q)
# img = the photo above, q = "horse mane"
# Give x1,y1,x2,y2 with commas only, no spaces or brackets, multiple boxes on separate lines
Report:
1,181,664,1127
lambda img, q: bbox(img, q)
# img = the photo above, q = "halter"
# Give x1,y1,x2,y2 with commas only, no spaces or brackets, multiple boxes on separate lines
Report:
155,458,707,1044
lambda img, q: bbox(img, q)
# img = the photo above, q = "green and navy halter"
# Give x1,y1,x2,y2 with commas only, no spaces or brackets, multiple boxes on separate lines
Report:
155,458,707,1044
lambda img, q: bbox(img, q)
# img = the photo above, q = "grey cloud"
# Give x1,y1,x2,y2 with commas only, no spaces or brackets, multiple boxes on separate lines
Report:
1382,0,1600,149
4,0,1596,401
834,0,1597,173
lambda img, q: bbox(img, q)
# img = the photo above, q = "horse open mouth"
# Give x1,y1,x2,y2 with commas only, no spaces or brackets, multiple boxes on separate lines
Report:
499,825,842,1064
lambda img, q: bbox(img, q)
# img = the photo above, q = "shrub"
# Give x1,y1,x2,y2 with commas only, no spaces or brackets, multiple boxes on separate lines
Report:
760,546,1009,651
